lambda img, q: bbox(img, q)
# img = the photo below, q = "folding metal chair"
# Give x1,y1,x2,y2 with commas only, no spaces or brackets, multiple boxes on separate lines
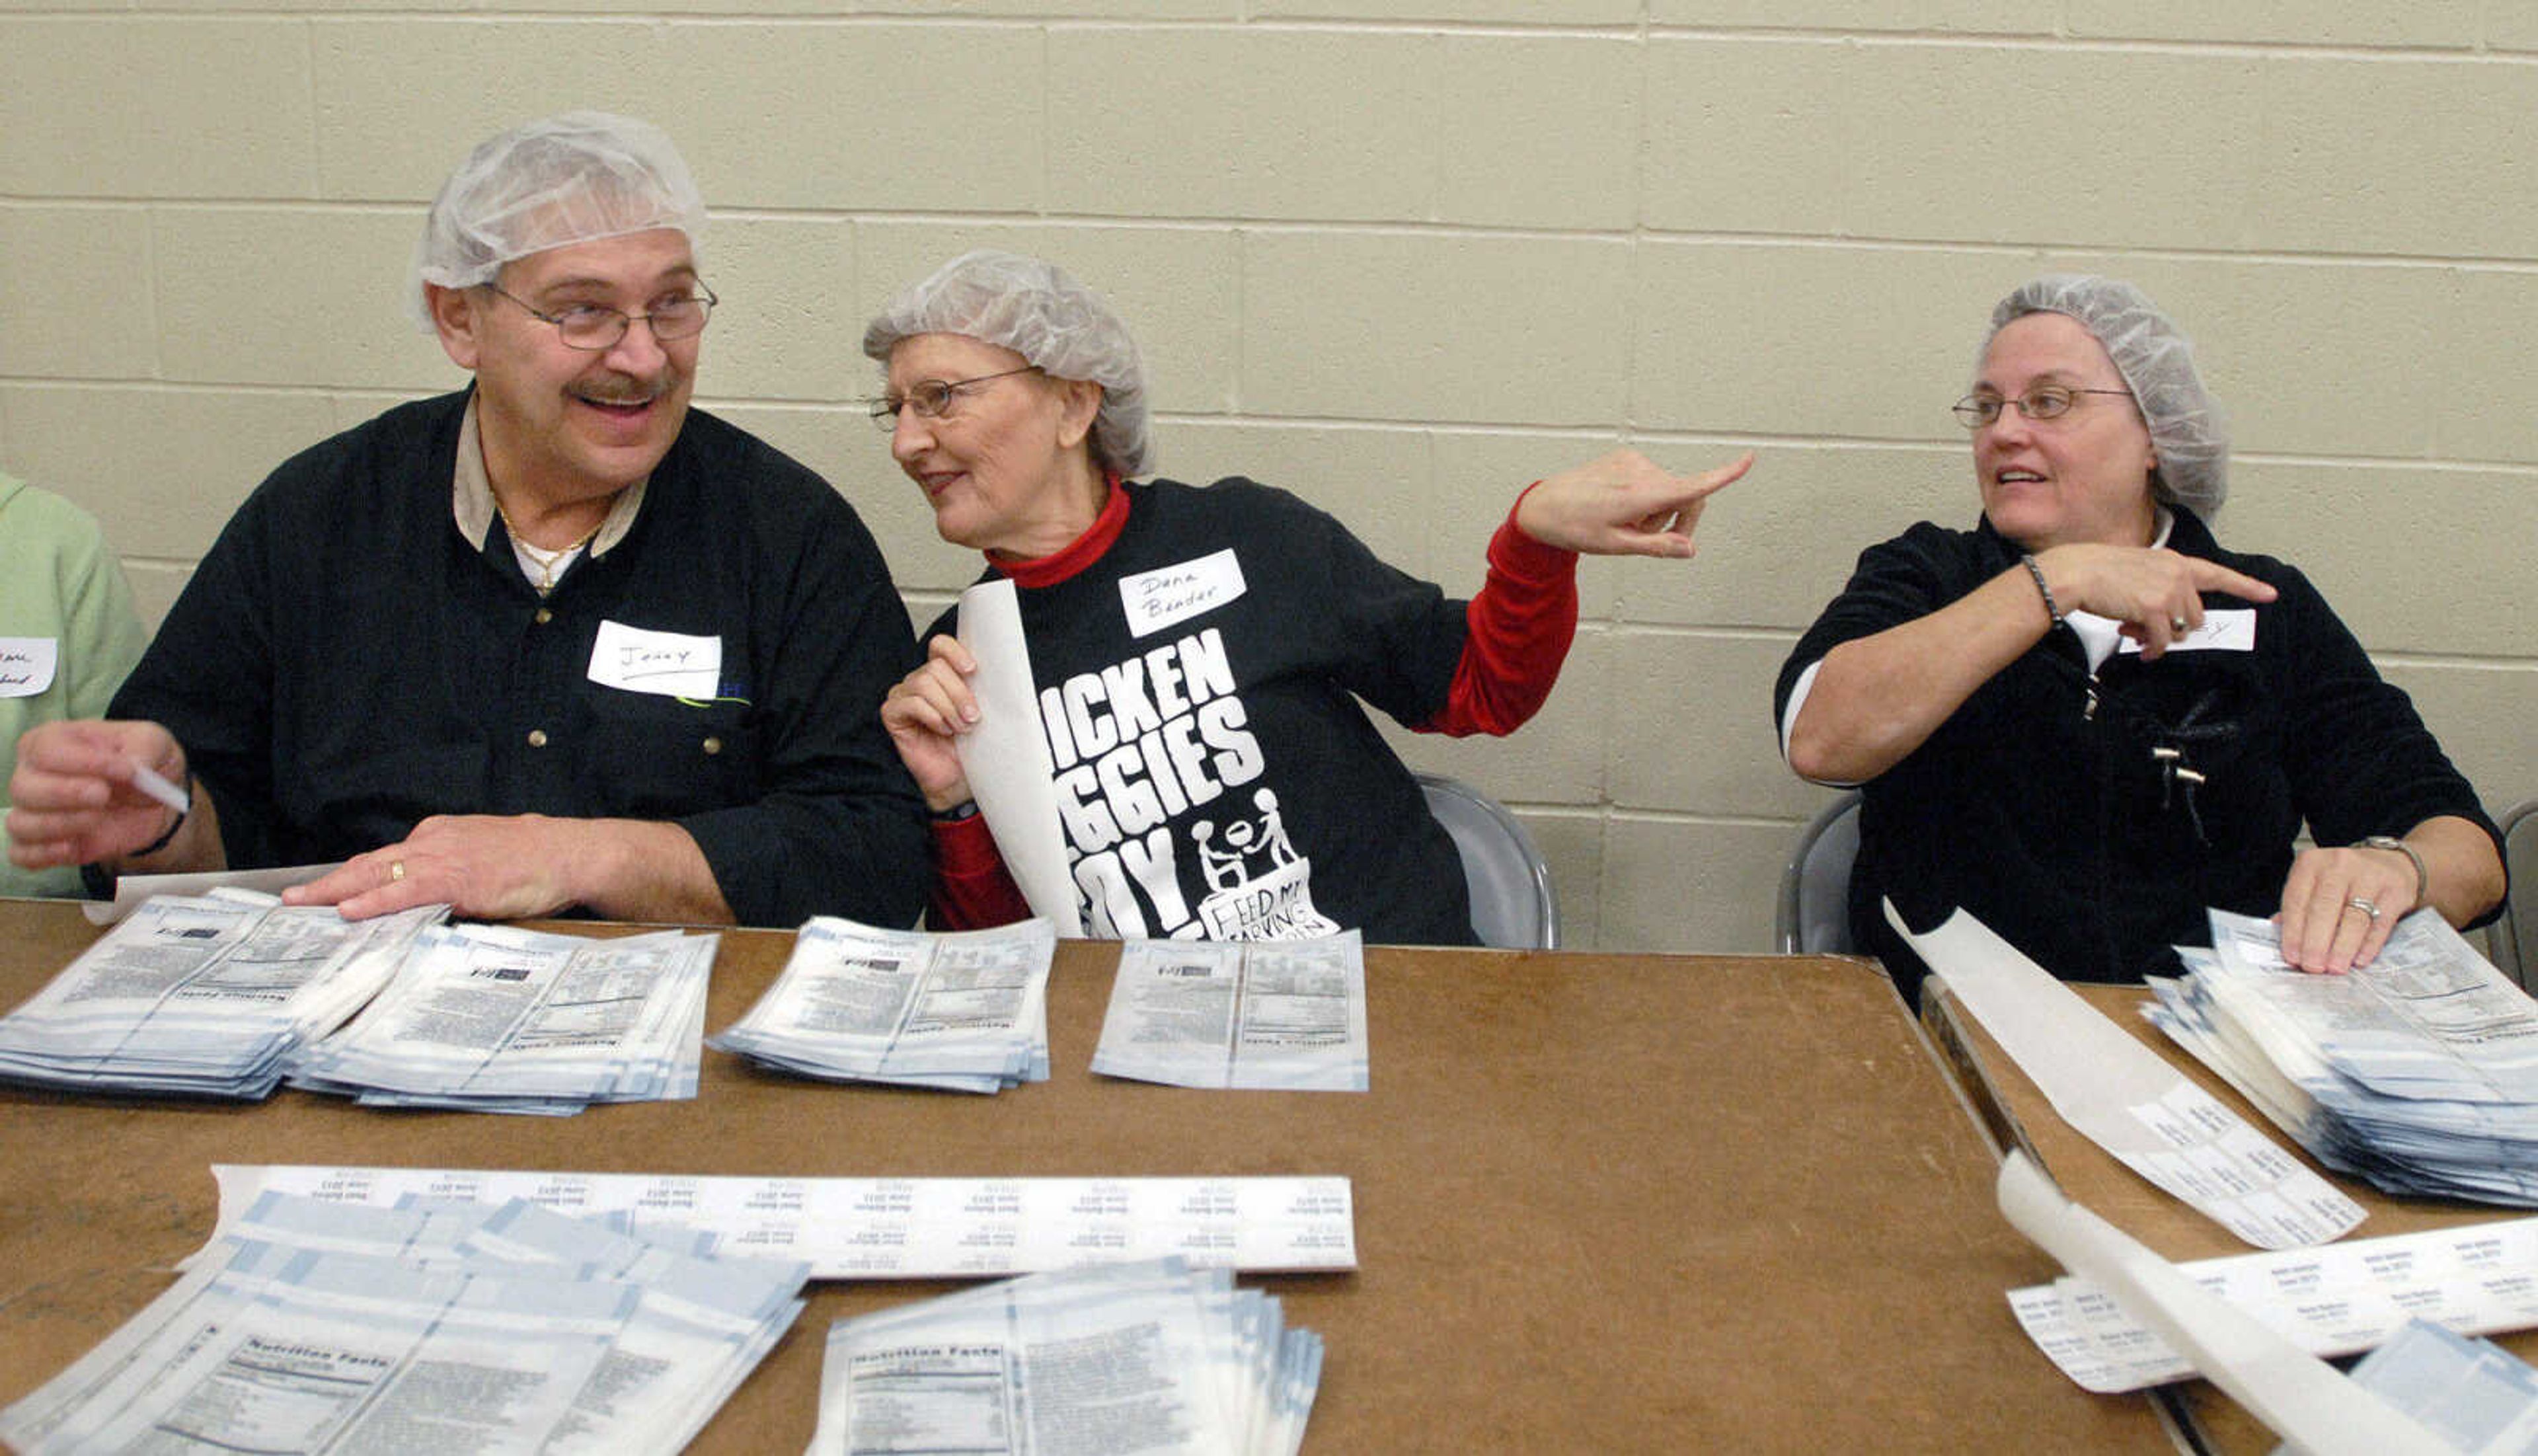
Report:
1774,792,1862,954
1416,773,1558,950
2491,799,2537,991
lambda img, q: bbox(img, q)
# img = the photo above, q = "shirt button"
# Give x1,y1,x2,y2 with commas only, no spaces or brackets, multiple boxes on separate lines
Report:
702,737,722,755
527,729,549,747
533,608,553,625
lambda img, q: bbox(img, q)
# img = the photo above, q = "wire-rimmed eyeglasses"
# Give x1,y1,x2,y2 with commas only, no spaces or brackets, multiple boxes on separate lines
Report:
1951,386,2132,430
482,283,718,350
867,365,1044,430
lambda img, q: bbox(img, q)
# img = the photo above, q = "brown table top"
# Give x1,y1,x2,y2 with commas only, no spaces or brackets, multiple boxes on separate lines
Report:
1926,975,2538,1454
0,900,2169,1452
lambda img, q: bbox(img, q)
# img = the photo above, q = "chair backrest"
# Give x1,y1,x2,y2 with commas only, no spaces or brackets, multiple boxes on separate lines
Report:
1775,791,1863,955
2494,800,2538,992
1416,773,1558,950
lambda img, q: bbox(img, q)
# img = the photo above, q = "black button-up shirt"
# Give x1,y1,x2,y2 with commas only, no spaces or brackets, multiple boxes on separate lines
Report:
113,389,929,928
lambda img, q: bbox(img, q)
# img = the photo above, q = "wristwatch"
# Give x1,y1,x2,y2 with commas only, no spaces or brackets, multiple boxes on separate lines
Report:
2358,834,2428,909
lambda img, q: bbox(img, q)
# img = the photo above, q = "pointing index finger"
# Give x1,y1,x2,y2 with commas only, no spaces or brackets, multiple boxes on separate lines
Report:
2187,557,2278,604
1640,450,1757,519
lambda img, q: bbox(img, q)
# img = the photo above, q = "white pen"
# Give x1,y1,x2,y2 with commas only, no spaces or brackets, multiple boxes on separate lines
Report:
129,762,190,817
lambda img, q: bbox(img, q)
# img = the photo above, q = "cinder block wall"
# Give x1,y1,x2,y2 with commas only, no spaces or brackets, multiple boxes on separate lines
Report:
4,5,2531,951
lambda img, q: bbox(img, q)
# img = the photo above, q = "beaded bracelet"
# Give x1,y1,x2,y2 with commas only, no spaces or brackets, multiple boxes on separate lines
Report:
2020,553,2065,628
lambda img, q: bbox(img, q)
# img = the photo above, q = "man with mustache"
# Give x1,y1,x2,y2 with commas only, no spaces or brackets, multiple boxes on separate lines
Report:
5,112,929,929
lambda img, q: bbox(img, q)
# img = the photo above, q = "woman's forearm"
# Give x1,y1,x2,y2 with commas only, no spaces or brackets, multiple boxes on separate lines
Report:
1786,564,2054,784
2400,815,2507,928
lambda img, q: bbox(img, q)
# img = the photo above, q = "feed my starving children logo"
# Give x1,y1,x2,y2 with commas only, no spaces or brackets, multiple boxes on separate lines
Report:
1037,615,1337,942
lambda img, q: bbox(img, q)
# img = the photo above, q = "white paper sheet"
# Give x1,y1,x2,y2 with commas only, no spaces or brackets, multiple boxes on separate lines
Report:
1898,901,2365,1249
83,862,345,924
1997,1152,2441,1454
954,579,1083,937
211,1166,1359,1278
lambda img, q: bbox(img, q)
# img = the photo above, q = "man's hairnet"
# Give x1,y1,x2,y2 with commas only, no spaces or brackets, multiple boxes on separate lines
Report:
1985,274,2228,517
408,111,705,330
863,250,1151,478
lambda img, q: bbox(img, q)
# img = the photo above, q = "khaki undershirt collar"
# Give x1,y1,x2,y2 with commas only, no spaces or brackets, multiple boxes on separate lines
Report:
450,394,647,576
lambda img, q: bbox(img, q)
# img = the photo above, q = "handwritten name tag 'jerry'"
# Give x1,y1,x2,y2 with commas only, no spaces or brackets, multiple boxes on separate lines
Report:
1119,549,1247,640
586,621,722,700
0,638,61,698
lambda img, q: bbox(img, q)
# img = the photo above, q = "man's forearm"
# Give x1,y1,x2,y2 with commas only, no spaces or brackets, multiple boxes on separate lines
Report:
572,818,734,925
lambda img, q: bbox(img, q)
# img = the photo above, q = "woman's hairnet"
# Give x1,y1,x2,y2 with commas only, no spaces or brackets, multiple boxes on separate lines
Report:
408,111,705,330
1985,274,2229,517
863,250,1151,478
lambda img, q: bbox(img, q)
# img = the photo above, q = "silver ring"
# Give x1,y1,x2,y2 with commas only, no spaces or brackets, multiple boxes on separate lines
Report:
388,860,406,884
2346,896,2381,923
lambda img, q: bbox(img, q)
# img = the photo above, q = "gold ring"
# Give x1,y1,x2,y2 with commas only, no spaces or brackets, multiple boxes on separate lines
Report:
2169,617,2188,632
388,860,406,884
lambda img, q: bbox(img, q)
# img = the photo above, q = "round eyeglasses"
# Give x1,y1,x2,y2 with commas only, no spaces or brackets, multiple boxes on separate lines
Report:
867,365,1044,430
1952,386,2132,430
483,283,717,350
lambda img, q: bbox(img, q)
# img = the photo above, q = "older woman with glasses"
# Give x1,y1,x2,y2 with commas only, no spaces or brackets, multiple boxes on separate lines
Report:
872,249,1751,944
1777,274,2503,1005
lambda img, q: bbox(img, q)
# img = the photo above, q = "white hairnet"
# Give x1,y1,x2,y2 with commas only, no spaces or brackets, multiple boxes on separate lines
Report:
408,111,705,330
1985,274,2228,517
863,249,1151,478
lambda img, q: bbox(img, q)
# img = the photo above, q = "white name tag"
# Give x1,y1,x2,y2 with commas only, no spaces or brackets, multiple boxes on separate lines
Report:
587,621,722,699
1119,549,1247,640
2120,608,2257,655
0,637,60,698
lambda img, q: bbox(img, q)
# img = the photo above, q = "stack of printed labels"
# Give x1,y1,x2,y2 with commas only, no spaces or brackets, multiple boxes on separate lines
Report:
0,892,443,1099
288,922,715,1115
2148,907,2538,1206
0,1189,808,1455
712,917,1054,1092
810,1257,1321,1455
1093,931,1371,1091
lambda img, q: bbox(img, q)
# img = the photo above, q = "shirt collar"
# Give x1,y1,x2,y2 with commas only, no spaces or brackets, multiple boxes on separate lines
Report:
2067,508,2178,670
449,392,647,556
991,475,1130,590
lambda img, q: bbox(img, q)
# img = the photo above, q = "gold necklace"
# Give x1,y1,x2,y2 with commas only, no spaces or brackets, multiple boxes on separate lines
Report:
493,496,605,595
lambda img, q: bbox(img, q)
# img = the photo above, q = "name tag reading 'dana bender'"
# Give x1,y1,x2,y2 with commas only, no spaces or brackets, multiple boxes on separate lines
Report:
1120,549,1247,639
2117,608,2256,656
0,638,60,698
586,621,723,701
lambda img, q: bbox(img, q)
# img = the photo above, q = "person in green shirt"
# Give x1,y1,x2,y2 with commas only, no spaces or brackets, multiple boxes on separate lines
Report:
0,471,149,897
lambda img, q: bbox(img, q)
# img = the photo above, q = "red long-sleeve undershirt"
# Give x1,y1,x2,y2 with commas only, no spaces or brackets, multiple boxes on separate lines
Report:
927,484,1578,930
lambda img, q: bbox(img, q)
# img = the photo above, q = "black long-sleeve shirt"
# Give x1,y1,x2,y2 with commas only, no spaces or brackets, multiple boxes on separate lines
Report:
113,389,929,929
1775,507,2498,1005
